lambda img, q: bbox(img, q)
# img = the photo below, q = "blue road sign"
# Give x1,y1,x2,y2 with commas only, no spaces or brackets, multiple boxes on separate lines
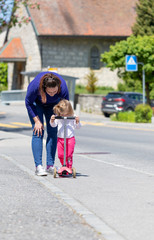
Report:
126,55,138,71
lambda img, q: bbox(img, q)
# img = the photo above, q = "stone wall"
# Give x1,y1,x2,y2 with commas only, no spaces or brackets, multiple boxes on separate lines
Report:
75,94,103,114
41,37,121,88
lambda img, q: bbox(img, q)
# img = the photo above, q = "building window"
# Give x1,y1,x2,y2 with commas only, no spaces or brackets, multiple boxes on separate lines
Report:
90,46,100,69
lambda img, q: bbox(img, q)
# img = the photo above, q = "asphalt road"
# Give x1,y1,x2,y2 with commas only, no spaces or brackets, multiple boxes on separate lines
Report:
0,102,154,240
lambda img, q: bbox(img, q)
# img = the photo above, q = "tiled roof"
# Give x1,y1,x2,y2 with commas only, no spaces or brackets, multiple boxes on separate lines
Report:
0,38,27,62
28,0,137,37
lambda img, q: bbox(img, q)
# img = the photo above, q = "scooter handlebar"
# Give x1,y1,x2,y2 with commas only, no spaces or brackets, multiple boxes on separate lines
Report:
55,116,76,120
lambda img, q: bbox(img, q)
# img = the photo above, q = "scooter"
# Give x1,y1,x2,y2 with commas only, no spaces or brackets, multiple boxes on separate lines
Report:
53,116,76,178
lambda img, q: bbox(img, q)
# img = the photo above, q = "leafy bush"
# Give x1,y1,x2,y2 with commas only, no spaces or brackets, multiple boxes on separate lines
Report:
150,83,154,99
85,70,98,93
0,63,8,92
111,112,135,122
117,82,126,91
117,79,142,93
111,104,153,123
0,84,7,92
135,104,152,123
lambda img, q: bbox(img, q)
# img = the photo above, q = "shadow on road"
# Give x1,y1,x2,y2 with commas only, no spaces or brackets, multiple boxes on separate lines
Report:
76,172,89,177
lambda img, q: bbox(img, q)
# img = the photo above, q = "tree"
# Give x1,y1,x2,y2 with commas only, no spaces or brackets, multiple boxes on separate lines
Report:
101,35,154,104
0,0,40,43
0,62,7,91
132,0,154,36
85,70,98,93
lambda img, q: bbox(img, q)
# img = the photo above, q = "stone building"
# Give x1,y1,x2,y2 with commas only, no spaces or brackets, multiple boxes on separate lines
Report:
0,0,137,90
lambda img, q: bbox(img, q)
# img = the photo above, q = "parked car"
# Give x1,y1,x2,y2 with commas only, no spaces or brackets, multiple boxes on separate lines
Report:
101,92,144,117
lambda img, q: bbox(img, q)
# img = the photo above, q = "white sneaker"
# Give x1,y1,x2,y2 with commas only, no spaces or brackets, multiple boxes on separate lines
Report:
35,165,48,176
46,166,55,174
46,166,59,174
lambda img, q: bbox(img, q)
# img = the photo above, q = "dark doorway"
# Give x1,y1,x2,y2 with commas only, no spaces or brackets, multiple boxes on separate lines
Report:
12,62,26,89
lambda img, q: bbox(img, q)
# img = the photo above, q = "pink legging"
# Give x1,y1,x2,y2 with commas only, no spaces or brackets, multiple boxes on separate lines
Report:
57,137,76,169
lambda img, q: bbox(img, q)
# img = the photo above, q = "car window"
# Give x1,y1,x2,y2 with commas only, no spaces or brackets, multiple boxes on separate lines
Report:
135,94,143,101
138,95,143,101
134,94,139,100
128,94,143,101
107,93,123,98
128,94,136,100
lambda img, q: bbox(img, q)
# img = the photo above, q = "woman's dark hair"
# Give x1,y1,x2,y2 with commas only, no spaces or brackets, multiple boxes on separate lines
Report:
39,73,61,103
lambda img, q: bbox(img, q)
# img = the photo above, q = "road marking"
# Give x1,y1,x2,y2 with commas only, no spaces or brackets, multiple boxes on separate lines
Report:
0,123,20,128
81,121,105,126
81,121,154,132
11,122,31,127
1,153,126,240
0,120,154,132
79,154,154,177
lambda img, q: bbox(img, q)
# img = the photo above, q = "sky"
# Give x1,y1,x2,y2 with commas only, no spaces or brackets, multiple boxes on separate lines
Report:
0,0,14,23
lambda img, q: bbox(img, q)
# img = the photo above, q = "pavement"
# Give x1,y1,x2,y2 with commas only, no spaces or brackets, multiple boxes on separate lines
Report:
0,132,102,240
0,102,103,240
0,102,154,240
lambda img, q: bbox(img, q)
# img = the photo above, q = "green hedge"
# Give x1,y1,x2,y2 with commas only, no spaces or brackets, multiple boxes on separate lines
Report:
111,112,135,122
135,104,152,123
111,104,152,123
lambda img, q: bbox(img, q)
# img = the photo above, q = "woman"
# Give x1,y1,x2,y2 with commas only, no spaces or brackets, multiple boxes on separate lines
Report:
25,72,69,176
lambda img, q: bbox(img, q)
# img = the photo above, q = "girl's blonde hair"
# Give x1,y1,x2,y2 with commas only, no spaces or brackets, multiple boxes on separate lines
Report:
53,99,74,116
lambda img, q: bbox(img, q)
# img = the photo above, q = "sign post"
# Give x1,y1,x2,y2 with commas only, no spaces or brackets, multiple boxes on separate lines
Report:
138,62,145,104
126,55,145,104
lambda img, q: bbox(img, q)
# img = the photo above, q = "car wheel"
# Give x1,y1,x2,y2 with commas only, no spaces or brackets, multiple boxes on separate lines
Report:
72,167,76,178
103,112,110,117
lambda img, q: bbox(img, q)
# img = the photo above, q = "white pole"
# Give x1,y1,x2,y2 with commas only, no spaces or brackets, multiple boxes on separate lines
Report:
138,62,145,104
143,68,145,104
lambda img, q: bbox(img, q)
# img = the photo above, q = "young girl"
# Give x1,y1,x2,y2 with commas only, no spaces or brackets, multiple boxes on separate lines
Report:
50,99,81,169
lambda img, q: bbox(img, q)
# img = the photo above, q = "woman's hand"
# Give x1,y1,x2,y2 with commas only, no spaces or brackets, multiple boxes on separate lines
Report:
50,115,55,123
33,116,44,137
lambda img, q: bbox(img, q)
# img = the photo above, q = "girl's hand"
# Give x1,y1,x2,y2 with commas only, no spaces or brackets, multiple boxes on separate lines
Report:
50,115,55,123
75,116,80,124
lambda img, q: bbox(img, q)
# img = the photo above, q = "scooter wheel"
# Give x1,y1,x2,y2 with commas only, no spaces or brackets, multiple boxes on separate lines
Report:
72,167,76,178
53,167,57,178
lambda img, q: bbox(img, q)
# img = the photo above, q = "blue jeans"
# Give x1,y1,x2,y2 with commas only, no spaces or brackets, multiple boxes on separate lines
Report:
28,103,57,167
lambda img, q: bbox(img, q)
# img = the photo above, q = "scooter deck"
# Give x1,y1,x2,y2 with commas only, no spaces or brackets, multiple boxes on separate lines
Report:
53,166,76,178
58,166,72,176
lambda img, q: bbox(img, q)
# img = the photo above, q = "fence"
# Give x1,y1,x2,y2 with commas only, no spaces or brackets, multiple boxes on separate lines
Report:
1,90,27,104
1,72,77,107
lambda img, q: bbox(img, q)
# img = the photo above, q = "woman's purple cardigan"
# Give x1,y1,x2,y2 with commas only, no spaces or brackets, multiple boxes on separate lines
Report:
25,72,69,118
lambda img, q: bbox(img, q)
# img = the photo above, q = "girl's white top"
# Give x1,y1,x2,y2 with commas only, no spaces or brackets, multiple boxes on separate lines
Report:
50,118,81,138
